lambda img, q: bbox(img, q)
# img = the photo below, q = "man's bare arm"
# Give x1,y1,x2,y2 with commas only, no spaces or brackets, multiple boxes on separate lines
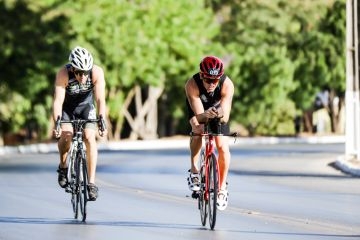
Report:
92,65,106,118
218,77,235,123
52,68,67,122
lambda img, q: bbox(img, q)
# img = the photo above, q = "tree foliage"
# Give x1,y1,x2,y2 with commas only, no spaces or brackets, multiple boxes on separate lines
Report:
290,0,346,110
0,0,346,144
0,0,72,139
54,0,222,138
210,0,344,135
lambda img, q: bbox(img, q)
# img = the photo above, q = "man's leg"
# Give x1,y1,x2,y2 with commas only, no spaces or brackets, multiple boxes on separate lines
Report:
57,125,72,188
215,136,230,190
188,135,203,192
215,136,230,210
190,136,202,173
84,128,99,200
84,128,97,184
58,125,73,166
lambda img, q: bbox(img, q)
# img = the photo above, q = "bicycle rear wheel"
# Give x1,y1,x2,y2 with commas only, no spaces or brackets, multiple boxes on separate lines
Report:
208,153,218,230
198,150,207,226
77,152,88,222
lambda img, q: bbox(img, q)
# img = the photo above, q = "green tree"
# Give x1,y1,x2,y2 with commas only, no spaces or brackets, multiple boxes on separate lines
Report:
0,0,72,143
212,0,300,135
56,0,223,139
290,0,346,110
0,0,346,144
208,0,342,135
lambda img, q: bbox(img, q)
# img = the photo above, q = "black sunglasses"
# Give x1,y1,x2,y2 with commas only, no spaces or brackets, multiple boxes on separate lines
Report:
74,70,90,76
203,77,220,84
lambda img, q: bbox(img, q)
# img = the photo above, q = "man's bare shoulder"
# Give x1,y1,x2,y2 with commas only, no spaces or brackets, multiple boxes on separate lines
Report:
92,64,105,82
56,66,67,75
55,66,68,84
92,64,103,71
222,76,235,95
185,77,199,94
92,64,104,74
223,76,234,87
185,77,197,89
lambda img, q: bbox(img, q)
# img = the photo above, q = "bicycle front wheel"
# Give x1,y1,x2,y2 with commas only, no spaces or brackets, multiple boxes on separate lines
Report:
208,153,218,230
68,151,79,219
198,150,207,226
77,152,88,222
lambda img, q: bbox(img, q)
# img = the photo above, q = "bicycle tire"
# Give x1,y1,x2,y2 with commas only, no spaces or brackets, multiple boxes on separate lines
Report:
198,150,207,226
71,191,78,219
68,150,79,219
74,153,82,220
208,153,218,230
79,152,88,222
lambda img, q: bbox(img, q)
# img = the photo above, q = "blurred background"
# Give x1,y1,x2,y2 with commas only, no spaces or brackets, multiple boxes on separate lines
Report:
0,0,345,145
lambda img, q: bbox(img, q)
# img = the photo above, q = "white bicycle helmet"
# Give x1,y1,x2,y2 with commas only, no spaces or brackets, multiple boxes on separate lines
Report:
69,46,93,71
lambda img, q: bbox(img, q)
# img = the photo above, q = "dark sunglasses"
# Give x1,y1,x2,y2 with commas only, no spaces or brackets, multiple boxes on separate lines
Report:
74,70,90,76
203,77,220,84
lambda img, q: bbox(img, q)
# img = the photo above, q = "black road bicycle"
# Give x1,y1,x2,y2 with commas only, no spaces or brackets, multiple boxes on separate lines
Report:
56,116,105,222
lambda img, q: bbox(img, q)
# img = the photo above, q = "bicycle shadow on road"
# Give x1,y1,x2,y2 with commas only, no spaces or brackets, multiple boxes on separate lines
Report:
0,216,82,225
0,216,358,238
0,216,200,230
0,163,55,174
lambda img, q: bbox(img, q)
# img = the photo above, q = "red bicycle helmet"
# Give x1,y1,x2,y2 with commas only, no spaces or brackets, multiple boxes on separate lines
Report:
199,56,224,79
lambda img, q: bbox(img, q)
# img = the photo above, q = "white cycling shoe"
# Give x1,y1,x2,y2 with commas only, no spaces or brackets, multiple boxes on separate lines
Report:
187,171,200,191
216,189,229,211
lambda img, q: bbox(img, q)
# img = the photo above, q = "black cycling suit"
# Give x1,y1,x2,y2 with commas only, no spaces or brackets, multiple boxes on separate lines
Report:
186,73,229,134
62,64,97,123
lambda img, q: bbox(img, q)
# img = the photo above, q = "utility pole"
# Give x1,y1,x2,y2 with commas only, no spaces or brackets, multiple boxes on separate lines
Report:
345,0,360,161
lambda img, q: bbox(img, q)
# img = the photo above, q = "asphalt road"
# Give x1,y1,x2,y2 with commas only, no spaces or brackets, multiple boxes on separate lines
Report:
0,143,359,240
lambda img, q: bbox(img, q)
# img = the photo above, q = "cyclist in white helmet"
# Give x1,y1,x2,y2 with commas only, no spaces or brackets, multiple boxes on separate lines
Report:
52,46,107,201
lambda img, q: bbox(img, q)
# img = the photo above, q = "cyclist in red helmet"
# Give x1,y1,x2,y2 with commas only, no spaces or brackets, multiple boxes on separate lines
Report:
185,55,235,210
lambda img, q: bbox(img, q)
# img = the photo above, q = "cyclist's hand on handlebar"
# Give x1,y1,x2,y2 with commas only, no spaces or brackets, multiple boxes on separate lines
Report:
53,128,62,139
53,116,62,139
98,115,108,137
98,128,108,137
204,107,218,119
215,106,224,119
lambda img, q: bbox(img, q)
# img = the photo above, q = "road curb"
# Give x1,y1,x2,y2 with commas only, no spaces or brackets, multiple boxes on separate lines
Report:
1,135,359,177
0,135,346,154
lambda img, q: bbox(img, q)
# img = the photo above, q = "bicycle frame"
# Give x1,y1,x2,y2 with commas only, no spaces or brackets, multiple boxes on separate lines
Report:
64,120,89,192
57,118,100,222
190,122,222,230
192,119,237,230
202,133,220,202
66,131,82,185
64,120,89,221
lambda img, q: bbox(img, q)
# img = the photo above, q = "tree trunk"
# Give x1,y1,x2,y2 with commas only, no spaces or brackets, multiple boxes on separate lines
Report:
122,85,163,140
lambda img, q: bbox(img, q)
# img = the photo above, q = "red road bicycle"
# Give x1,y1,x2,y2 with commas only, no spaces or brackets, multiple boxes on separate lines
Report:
191,120,237,230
